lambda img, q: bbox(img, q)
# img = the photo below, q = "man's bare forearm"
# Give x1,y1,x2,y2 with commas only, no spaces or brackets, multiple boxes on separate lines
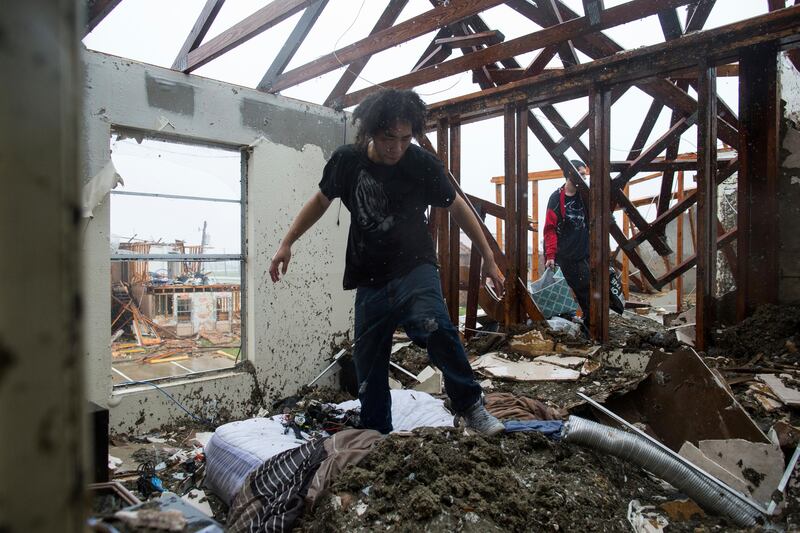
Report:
448,195,494,262
281,191,332,246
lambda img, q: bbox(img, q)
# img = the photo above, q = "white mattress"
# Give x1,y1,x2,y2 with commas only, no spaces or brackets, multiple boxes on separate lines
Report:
204,416,306,505
204,390,454,504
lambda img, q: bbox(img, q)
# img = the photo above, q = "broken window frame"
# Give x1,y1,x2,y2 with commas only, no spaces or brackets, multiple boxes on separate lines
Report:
109,127,249,386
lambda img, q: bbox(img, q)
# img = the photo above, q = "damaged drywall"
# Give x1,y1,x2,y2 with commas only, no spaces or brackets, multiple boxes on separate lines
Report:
82,50,353,432
247,137,352,404
241,99,344,159
779,55,800,303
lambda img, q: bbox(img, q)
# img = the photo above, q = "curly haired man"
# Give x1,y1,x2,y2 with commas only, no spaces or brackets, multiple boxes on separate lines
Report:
269,89,505,436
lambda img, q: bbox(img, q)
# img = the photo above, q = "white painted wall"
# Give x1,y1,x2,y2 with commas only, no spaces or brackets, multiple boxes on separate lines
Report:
81,50,353,433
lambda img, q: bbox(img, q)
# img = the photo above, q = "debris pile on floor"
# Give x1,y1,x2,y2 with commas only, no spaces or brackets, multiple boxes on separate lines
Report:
90,304,800,532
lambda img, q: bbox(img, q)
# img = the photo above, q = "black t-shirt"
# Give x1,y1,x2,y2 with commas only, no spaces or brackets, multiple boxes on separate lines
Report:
319,144,455,289
547,188,589,262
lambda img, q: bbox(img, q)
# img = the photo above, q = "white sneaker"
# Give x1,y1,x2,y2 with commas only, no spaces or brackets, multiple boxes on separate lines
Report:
459,399,505,436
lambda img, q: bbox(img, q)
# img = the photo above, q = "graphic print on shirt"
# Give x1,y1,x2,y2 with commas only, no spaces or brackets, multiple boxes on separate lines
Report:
354,169,396,233
563,196,586,232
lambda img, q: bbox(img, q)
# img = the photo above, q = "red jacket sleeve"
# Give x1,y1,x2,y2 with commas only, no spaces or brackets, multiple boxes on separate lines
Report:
543,208,558,261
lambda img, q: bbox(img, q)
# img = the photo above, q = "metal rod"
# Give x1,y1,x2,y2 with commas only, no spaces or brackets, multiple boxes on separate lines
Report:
767,445,800,515
576,391,769,515
110,190,240,204
307,348,348,387
389,361,421,382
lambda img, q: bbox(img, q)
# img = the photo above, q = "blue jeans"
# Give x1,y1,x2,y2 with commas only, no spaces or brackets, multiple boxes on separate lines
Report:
353,263,482,433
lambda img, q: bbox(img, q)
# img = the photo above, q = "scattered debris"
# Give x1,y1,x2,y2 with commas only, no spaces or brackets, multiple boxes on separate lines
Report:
472,352,581,381
627,499,669,532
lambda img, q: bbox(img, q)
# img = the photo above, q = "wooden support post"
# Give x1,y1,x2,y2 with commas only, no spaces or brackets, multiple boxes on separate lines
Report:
695,61,718,351
448,119,462,324
465,210,484,339
737,43,780,320
495,184,504,251
436,118,451,318
504,104,520,325
676,170,684,312
516,104,529,319
622,184,631,299
531,180,540,281
589,86,611,342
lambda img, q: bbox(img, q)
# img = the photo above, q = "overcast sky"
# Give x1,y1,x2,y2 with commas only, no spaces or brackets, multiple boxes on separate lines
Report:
85,0,766,250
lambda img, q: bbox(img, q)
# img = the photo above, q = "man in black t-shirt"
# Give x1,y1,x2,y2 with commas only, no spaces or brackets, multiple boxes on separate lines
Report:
269,89,505,436
543,160,591,332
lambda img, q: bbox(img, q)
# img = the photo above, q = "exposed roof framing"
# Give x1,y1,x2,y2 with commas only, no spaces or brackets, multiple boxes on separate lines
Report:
85,0,122,34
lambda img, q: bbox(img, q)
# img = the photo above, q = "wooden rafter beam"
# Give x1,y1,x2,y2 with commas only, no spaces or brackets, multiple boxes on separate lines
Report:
612,113,697,189
339,0,696,108
171,0,226,71
626,158,738,247
270,0,509,93
324,0,409,107
582,0,605,26
182,0,317,73
506,0,739,148
257,0,328,92
86,0,122,34
686,0,716,32
658,8,683,41
425,6,800,126
544,0,580,67
435,30,504,48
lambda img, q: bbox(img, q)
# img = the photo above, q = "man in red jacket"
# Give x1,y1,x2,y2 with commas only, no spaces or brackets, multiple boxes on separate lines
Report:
543,160,591,333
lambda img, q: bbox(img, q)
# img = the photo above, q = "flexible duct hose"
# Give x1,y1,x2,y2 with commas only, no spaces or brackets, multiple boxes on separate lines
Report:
562,416,765,527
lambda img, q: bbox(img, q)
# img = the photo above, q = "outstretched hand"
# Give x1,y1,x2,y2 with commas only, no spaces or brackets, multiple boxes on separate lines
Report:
269,243,292,282
482,259,505,300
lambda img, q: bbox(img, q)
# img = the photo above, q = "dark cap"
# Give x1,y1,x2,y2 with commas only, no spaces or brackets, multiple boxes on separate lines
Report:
570,159,587,170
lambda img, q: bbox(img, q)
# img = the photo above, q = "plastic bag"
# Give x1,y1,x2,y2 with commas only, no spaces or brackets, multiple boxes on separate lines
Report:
546,316,582,338
528,267,578,319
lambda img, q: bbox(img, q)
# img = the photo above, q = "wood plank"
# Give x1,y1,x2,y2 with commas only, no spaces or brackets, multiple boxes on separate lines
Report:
582,0,605,26
429,6,800,146
271,0,509,93
325,0,409,106
504,0,737,149
657,81,690,217
448,120,462,324
737,43,780,320
544,0,580,67
435,30,504,48
658,8,684,41
504,104,520,325
184,0,317,73
685,0,716,32
436,118,451,318
627,99,663,161
516,104,529,319
612,113,697,188
626,158,738,246
695,61,718,351
257,0,328,91
86,0,123,34
340,0,696,107
658,228,736,287
531,181,540,281
171,0,226,71
589,86,611,342
676,171,684,311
